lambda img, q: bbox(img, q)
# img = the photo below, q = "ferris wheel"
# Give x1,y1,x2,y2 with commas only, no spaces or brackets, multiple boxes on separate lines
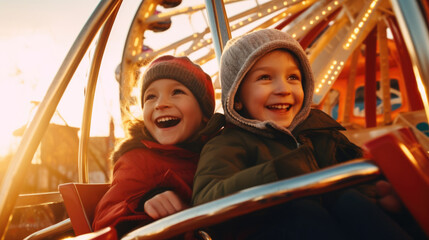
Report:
118,0,337,124
1,0,428,239
117,0,428,129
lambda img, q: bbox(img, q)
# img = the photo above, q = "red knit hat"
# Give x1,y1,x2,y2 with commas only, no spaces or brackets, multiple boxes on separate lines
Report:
141,55,215,119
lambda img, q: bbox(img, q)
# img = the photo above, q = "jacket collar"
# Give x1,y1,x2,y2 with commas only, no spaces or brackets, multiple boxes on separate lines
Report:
225,109,345,138
141,139,190,151
292,109,345,134
141,139,199,159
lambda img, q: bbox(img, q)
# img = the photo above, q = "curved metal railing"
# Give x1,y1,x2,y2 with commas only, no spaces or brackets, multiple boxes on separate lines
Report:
122,159,380,240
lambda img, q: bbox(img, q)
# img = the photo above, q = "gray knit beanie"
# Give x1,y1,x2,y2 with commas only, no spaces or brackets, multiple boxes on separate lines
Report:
141,55,215,119
220,29,314,137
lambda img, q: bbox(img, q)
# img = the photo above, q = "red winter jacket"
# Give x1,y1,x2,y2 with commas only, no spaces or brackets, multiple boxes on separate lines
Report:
92,139,198,232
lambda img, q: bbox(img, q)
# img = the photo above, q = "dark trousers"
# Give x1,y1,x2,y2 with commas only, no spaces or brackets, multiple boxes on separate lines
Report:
247,189,412,240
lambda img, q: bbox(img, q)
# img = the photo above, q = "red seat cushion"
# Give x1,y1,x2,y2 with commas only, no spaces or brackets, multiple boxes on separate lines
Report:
59,183,110,236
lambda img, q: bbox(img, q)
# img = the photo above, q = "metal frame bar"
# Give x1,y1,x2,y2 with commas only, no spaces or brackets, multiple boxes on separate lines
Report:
78,2,121,183
275,8,306,30
204,0,231,63
343,48,359,124
364,27,377,128
378,19,392,125
390,0,429,123
310,0,382,104
386,16,424,111
122,159,380,240
299,7,342,49
0,0,122,238
15,192,63,208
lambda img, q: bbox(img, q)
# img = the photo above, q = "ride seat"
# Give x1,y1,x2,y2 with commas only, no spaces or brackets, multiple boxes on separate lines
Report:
343,124,405,147
363,127,429,236
58,183,110,236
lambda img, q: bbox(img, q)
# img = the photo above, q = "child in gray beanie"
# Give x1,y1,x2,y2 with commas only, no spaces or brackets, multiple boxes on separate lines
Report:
192,29,415,239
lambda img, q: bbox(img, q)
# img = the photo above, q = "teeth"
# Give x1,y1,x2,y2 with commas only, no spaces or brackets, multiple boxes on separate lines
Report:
267,104,291,110
157,117,179,123
155,116,181,128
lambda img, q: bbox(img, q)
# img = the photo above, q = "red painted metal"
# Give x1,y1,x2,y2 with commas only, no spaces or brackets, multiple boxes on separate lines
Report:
274,8,306,31
363,127,429,237
299,7,341,49
386,16,424,111
364,27,377,127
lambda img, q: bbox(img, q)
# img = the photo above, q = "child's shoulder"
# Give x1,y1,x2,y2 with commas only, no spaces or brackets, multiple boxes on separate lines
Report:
309,108,337,119
204,122,264,147
298,109,346,131
111,137,148,163
307,108,337,121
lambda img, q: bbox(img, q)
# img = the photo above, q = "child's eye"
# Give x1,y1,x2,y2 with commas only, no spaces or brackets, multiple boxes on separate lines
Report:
257,74,271,81
144,94,156,102
288,74,301,81
172,89,186,95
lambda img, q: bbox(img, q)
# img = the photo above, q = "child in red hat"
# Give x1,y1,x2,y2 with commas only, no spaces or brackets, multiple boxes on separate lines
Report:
92,55,222,237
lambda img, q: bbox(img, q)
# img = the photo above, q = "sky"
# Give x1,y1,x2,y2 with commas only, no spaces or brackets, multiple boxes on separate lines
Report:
0,0,266,157
0,0,145,157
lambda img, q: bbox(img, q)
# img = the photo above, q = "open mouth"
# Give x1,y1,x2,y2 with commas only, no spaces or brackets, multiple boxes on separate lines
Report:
266,104,291,111
155,116,181,128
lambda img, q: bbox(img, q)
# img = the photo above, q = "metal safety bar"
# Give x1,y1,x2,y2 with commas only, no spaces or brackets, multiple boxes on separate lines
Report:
122,159,380,240
0,0,122,238
23,219,73,240
15,192,63,208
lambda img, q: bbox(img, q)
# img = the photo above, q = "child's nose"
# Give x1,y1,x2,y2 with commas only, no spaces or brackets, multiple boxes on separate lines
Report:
274,78,291,95
155,96,171,110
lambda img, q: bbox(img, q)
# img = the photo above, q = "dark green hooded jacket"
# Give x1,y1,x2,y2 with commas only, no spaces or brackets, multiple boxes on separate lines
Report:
192,109,362,205
192,29,363,206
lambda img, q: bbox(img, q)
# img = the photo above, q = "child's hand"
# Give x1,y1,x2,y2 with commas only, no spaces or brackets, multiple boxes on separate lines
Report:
376,180,403,213
144,190,188,220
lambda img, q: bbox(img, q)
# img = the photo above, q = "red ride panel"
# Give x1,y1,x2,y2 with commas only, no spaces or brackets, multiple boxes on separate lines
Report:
363,127,429,236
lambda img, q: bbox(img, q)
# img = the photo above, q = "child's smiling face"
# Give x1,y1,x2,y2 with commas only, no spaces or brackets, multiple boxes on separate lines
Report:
237,49,304,128
143,79,204,145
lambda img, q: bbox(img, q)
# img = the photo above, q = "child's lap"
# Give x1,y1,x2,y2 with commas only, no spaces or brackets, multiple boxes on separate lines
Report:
243,189,412,240
330,189,412,240
247,199,345,240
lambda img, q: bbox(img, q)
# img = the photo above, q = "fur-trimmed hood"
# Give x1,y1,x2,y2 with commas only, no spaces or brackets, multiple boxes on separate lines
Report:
111,113,225,163
110,120,152,163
